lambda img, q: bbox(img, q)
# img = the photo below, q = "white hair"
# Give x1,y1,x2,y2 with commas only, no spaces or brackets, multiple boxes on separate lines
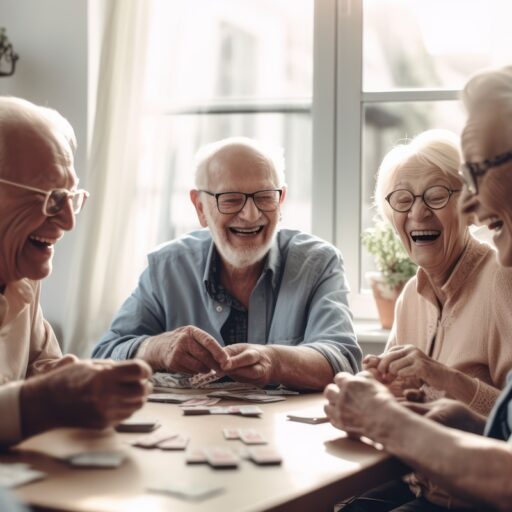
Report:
374,129,462,221
0,96,76,178
193,136,286,189
461,66,512,159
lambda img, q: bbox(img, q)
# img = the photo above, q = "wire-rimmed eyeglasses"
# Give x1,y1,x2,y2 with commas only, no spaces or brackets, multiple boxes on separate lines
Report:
385,185,461,213
0,177,89,216
459,150,512,194
199,189,282,214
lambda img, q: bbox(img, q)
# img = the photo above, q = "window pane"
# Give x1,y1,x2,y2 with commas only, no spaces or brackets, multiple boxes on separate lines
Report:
360,100,465,288
137,113,312,247
146,0,313,103
363,0,512,91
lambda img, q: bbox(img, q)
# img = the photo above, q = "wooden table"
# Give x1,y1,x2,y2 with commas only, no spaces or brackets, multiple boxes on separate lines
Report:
4,392,406,512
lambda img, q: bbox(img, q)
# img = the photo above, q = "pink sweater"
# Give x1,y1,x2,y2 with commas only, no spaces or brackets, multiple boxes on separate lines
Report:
387,236,512,415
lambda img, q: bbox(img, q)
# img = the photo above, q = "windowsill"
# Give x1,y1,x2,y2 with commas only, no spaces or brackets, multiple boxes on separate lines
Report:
354,318,389,344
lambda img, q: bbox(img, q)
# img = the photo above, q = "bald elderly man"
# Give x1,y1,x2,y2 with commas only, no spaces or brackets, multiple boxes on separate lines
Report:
93,137,361,389
0,97,151,446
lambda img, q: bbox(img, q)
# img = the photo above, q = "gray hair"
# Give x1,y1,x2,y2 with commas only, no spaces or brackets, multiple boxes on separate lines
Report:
193,136,286,189
374,129,462,221
461,66,512,160
0,97,76,178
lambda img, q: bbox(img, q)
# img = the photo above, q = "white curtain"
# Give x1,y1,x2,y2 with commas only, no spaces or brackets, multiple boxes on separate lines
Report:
63,0,152,356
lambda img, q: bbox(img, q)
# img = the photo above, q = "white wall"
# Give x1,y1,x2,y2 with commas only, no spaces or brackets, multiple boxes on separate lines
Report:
0,0,88,343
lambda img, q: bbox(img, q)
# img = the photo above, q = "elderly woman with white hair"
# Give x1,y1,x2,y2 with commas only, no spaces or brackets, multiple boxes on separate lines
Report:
364,129,512,416
324,67,512,511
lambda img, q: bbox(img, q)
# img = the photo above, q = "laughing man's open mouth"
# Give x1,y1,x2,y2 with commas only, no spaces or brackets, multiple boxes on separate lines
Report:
229,226,264,236
410,230,441,243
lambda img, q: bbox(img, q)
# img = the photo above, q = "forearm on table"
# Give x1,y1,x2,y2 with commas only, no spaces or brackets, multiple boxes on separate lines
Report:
268,346,334,390
368,405,512,510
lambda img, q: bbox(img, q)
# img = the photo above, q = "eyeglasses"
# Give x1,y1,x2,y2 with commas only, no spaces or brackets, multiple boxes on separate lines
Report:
385,185,461,213
200,189,282,214
0,177,89,216
459,150,512,194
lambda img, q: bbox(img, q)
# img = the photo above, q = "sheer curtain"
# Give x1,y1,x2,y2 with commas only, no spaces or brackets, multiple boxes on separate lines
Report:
63,0,152,356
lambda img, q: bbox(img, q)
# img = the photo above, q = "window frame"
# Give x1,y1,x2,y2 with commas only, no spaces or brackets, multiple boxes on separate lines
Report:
313,0,462,319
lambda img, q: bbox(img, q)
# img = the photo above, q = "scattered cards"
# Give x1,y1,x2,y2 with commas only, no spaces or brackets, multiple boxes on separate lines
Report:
132,430,178,449
158,435,189,450
67,451,126,469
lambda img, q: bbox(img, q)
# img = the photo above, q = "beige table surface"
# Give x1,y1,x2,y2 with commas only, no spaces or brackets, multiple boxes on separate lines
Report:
3,391,406,512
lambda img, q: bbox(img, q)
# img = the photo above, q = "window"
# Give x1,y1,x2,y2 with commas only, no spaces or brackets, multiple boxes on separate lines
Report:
138,0,512,319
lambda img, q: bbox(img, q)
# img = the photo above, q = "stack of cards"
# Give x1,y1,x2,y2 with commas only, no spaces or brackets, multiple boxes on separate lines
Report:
185,445,282,467
115,417,160,433
207,390,286,403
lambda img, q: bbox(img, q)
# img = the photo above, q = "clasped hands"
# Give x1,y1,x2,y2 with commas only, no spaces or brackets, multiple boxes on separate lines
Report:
139,325,275,387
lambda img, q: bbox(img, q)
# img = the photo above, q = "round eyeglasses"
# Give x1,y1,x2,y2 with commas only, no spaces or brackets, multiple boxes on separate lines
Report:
0,177,89,216
199,189,282,214
385,185,461,213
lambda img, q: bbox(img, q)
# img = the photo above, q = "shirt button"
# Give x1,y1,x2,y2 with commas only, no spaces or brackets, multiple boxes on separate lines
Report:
216,305,223,312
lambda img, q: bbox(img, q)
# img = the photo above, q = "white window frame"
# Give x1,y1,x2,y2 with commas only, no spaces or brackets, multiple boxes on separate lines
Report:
312,0,460,319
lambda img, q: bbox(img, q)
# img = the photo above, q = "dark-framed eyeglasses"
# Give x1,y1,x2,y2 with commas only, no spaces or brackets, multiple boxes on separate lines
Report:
199,189,283,214
385,185,461,213
459,150,512,195
0,177,89,216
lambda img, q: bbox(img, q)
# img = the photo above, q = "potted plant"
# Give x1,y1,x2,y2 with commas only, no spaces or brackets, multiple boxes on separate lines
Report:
362,218,417,329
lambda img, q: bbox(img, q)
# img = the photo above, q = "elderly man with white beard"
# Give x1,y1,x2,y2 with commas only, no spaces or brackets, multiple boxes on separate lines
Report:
93,137,361,390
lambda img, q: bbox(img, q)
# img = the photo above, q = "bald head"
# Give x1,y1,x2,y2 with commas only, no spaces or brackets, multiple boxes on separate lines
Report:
194,137,285,190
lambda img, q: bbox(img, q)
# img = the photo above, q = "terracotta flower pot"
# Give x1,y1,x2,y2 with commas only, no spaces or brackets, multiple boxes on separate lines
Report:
365,272,405,330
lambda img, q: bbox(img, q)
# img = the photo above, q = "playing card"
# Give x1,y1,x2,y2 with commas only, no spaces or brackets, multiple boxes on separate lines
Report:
185,448,208,464
239,428,267,445
208,406,231,414
204,447,240,468
190,370,222,389
180,397,221,407
248,446,282,465
148,393,197,403
67,451,126,468
157,435,189,450
0,463,46,488
238,405,263,416
147,481,224,501
222,428,240,440
132,430,178,448
286,408,329,424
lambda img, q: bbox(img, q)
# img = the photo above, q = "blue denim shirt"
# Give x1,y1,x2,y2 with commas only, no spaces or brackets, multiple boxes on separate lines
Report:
92,229,361,374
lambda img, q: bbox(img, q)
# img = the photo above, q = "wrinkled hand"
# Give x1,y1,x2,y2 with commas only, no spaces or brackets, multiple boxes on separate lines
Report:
21,359,152,436
222,344,274,387
29,354,80,375
363,345,445,390
403,398,486,434
324,371,397,437
138,326,230,374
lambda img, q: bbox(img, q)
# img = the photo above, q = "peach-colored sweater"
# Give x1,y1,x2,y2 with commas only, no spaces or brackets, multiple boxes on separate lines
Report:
387,236,512,415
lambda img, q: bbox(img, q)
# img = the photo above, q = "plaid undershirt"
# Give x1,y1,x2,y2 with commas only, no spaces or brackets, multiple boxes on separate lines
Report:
205,249,248,345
